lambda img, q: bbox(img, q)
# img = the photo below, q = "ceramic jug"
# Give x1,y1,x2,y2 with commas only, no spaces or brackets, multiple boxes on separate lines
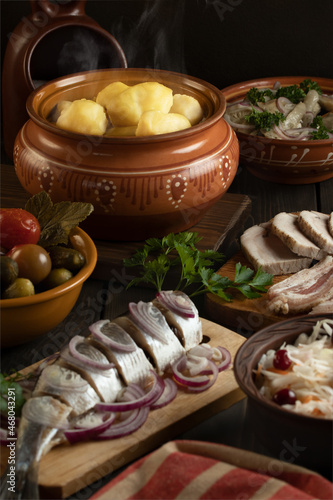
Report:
2,0,127,159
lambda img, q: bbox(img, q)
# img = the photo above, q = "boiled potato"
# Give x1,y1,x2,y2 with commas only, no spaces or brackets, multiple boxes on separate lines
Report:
104,125,137,137
107,82,173,127
95,82,129,115
170,94,203,126
56,99,108,136
136,110,191,136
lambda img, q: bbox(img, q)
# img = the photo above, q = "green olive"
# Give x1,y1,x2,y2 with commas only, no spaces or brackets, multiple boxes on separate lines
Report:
43,268,73,290
2,278,35,299
0,256,19,289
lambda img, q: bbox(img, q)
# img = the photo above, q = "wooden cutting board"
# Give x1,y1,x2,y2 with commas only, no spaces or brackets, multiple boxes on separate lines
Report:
0,319,245,499
205,252,298,333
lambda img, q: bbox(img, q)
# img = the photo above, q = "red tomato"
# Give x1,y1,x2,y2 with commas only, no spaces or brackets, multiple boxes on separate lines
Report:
0,208,40,251
7,244,51,284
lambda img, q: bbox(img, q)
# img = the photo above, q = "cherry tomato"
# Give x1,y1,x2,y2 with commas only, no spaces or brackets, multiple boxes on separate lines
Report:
7,244,52,284
0,208,41,251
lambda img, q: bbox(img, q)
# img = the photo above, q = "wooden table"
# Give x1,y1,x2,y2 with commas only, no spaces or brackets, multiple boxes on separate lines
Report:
1,160,332,497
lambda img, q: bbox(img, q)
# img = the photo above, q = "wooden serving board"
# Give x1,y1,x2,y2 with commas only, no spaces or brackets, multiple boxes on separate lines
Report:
0,319,245,499
205,252,298,333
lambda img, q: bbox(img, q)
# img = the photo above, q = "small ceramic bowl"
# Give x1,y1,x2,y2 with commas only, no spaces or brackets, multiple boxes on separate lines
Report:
0,227,97,347
13,68,239,241
221,76,333,184
234,313,333,476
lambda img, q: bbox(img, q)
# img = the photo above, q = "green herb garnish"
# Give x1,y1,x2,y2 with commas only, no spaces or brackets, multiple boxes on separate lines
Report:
275,84,306,104
299,79,323,95
246,87,274,106
124,232,273,300
245,109,286,131
0,373,26,417
25,191,94,247
310,115,333,140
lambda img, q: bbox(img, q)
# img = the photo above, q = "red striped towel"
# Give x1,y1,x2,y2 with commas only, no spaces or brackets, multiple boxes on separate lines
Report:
90,440,332,499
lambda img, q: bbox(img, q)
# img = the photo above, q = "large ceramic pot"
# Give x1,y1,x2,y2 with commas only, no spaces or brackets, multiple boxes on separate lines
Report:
14,68,239,241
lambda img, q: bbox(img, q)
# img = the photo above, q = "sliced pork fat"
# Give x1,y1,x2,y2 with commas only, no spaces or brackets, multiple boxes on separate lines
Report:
271,212,326,259
240,222,312,275
266,255,333,315
298,211,333,254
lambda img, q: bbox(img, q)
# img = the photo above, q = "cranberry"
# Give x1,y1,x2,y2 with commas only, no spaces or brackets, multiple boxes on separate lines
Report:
273,349,292,370
273,388,297,406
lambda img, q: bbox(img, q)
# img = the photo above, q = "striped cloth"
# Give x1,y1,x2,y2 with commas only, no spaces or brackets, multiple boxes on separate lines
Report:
90,440,332,499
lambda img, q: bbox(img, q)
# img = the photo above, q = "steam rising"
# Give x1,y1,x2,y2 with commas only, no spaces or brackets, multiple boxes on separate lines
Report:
111,0,187,73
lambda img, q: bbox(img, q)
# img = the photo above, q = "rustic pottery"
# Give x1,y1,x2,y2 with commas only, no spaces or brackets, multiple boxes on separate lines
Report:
2,0,127,159
13,68,239,241
234,313,333,476
221,76,333,184
0,227,97,347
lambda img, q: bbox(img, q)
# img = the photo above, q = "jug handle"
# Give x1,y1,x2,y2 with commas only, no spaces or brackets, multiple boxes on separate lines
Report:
30,0,86,19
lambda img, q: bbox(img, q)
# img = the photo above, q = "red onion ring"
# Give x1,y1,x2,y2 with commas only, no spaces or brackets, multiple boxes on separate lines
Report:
64,412,116,444
129,301,169,344
171,356,212,388
214,346,232,372
155,291,196,318
89,320,136,352
150,378,178,409
96,404,150,440
94,370,164,412
68,336,116,371
186,360,219,392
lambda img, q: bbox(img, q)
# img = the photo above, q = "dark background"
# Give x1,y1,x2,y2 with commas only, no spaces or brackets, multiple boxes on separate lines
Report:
1,0,333,89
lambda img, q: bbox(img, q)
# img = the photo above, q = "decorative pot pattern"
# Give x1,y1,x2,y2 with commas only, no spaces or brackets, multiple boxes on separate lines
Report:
14,68,239,241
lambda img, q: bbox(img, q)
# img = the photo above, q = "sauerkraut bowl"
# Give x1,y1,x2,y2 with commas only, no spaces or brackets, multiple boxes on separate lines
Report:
221,76,333,184
13,68,239,241
234,313,333,476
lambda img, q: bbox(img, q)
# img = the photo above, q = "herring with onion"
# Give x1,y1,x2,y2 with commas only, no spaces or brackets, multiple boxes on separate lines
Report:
0,291,231,500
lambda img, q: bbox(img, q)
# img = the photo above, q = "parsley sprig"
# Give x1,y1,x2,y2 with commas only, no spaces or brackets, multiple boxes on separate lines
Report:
245,109,286,131
123,232,273,300
310,116,333,140
0,373,26,417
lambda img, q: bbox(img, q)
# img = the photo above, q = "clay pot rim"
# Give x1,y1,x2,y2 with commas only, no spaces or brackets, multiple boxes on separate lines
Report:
233,312,333,424
26,67,227,144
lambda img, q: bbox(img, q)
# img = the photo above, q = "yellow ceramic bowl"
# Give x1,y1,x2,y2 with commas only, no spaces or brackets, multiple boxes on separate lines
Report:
0,227,97,347
221,76,333,184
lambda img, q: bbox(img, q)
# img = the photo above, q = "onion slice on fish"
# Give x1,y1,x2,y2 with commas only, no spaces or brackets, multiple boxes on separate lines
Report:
155,291,196,318
128,301,169,343
94,370,164,412
68,335,116,370
64,412,116,444
89,320,136,352
150,378,178,409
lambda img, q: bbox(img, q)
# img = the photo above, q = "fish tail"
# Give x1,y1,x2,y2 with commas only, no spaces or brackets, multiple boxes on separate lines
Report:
0,460,39,500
